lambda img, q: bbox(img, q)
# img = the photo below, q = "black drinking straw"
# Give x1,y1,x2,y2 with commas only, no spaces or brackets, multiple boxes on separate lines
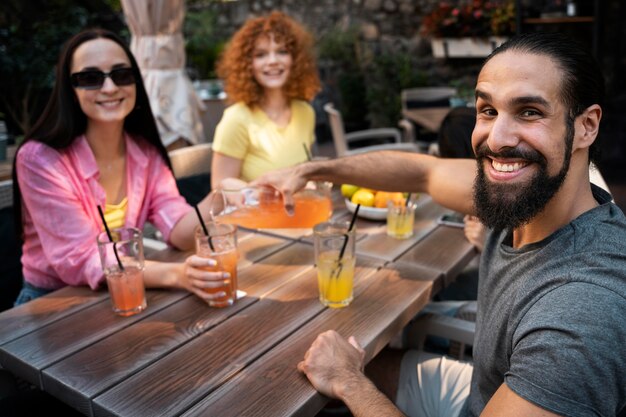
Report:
405,193,412,207
332,204,360,279
339,204,360,260
97,205,124,271
303,143,312,161
194,205,215,250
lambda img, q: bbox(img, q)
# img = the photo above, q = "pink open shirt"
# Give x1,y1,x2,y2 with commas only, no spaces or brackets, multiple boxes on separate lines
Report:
16,134,192,290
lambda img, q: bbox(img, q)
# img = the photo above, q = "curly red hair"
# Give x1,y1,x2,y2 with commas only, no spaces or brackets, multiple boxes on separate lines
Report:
217,11,321,106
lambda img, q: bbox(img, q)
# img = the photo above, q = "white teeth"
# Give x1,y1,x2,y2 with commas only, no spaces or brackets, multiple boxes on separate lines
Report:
98,99,122,107
492,161,523,172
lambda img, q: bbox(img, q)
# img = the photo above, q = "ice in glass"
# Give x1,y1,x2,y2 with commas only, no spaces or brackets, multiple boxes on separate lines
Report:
97,227,147,317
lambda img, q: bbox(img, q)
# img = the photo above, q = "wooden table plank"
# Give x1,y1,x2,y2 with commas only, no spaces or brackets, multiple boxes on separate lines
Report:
0,289,187,388
92,253,382,417
41,241,319,416
396,225,476,288
0,286,107,346
181,263,441,417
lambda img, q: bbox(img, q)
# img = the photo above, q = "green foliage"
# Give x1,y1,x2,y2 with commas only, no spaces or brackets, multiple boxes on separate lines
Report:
364,52,428,127
317,26,368,129
318,26,360,67
318,26,428,129
184,9,226,79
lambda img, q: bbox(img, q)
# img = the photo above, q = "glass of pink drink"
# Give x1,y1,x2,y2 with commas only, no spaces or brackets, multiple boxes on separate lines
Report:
97,227,147,317
194,222,238,308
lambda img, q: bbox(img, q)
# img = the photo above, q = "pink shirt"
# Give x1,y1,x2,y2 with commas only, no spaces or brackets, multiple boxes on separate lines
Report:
16,134,192,290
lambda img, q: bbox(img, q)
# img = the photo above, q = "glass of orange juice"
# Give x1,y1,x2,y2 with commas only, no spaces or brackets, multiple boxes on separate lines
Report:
97,227,147,317
387,198,417,239
194,222,238,308
313,221,356,308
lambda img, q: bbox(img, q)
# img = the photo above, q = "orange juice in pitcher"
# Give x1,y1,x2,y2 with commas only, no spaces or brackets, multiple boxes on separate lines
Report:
210,183,332,229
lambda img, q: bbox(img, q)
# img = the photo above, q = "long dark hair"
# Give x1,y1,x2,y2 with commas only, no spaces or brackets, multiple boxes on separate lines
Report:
12,28,172,238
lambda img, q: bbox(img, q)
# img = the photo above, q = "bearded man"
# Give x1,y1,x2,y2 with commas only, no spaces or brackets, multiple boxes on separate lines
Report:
253,32,626,417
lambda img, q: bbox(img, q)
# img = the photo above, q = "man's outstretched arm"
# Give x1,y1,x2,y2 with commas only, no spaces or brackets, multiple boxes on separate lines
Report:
252,151,477,215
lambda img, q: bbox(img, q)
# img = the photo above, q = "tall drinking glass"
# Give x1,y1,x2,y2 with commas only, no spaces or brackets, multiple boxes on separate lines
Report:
97,227,147,317
313,221,356,308
194,222,238,307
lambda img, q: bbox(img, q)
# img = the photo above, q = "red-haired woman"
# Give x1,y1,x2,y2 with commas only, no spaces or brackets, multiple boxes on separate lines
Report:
211,11,321,190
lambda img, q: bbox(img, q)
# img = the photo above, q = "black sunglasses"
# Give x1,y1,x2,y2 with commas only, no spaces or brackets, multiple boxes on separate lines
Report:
70,68,136,90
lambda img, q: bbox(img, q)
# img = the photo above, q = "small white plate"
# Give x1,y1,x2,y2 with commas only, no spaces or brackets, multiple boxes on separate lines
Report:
345,199,388,221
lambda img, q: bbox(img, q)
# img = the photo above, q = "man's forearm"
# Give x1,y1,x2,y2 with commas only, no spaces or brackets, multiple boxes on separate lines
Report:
298,151,477,214
337,373,406,417
299,151,433,193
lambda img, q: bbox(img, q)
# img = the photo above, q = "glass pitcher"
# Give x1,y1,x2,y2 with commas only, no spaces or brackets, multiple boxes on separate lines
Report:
208,182,333,229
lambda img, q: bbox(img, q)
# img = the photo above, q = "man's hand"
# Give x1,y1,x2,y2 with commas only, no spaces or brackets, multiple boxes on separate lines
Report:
251,164,311,215
297,330,366,399
463,215,487,252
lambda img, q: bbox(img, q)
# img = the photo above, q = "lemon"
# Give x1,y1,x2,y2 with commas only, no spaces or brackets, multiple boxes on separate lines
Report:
341,184,360,199
351,189,375,207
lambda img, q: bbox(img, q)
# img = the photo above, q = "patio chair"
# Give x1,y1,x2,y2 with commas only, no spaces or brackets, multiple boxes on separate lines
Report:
389,301,477,361
324,103,419,157
399,87,458,152
140,144,214,254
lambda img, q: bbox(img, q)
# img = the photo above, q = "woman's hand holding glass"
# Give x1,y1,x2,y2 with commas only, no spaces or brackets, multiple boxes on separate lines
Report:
179,255,232,303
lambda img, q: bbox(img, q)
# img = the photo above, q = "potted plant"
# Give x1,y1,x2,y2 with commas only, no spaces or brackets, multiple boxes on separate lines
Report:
421,0,516,58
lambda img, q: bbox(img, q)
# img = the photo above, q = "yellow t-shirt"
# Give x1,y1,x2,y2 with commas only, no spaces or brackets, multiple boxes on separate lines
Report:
212,99,315,182
103,197,128,230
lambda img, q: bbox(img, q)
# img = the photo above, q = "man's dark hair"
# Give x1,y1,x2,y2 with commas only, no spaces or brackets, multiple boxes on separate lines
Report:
483,32,605,164
438,107,476,159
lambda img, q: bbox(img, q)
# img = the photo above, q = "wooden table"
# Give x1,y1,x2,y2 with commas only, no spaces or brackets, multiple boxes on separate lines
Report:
0,194,475,417
402,107,452,133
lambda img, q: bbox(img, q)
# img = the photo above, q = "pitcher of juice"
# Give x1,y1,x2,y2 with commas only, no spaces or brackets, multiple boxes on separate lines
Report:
208,182,333,229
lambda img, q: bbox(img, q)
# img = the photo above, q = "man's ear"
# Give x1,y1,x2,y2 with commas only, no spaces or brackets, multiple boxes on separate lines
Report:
574,104,602,150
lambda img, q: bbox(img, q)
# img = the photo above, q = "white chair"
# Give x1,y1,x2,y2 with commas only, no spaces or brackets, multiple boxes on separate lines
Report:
324,103,419,157
141,144,214,254
168,143,212,179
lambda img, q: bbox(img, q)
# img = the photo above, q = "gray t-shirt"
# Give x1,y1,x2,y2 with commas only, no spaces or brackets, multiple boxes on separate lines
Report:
466,186,626,417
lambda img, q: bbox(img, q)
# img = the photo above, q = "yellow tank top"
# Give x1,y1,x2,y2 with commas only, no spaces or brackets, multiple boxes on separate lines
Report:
103,197,128,230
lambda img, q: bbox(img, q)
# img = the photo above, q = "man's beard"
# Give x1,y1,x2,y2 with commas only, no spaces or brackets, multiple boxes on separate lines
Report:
473,119,574,232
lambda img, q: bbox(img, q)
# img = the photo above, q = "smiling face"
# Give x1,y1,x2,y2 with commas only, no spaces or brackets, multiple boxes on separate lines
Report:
471,51,574,230
70,38,136,126
251,34,292,93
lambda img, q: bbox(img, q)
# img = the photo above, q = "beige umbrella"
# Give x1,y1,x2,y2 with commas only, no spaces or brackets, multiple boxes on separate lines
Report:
121,0,205,147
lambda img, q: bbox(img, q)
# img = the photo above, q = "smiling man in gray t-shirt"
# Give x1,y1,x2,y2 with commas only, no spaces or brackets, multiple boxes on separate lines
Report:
254,32,626,417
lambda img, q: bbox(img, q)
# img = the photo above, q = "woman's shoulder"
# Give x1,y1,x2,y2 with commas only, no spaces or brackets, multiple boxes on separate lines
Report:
223,102,254,120
17,140,62,164
291,99,314,114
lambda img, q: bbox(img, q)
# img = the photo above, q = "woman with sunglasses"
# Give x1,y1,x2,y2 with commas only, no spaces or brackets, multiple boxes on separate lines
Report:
12,29,227,305
211,11,321,190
